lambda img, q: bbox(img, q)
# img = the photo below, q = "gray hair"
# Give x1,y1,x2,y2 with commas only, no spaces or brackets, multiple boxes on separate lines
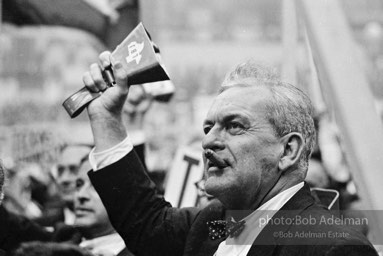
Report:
220,61,316,173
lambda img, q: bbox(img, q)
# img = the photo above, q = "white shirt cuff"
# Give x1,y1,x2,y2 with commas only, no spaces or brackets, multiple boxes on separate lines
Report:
89,136,134,171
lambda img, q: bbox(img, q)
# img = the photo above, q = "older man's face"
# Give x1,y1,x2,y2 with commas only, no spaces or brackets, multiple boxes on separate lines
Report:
202,86,283,208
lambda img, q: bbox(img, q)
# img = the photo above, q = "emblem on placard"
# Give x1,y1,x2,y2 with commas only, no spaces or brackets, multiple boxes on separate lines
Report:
125,41,144,64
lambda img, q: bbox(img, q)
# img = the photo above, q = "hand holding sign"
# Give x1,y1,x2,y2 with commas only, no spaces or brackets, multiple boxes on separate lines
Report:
62,23,170,118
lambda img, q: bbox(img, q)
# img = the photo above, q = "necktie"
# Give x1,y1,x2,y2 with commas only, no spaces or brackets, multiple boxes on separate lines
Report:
207,217,246,240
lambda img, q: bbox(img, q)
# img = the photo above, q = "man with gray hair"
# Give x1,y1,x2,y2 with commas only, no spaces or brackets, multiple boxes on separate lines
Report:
81,51,378,256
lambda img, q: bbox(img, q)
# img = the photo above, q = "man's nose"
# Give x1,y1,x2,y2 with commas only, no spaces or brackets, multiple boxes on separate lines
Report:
202,126,225,151
76,195,90,204
60,180,72,188
60,170,76,181
76,186,90,203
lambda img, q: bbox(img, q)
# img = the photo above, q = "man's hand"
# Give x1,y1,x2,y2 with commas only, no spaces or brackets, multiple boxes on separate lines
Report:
82,51,129,152
83,51,129,119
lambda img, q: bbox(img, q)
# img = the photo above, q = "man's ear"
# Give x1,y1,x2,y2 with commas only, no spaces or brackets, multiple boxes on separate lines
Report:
278,132,304,172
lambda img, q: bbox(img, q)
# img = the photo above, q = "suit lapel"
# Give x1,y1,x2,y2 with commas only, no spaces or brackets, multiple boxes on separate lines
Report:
184,199,226,256
184,184,316,256
247,183,315,256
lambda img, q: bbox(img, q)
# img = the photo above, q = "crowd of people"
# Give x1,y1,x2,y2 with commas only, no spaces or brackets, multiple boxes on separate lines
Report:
0,51,379,256
0,80,152,255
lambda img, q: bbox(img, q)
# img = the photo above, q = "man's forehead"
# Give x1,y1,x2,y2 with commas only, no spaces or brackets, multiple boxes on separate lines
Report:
211,86,270,111
204,86,271,124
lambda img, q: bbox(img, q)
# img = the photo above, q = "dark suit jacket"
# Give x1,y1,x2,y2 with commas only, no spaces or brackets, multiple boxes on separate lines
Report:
89,150,378,256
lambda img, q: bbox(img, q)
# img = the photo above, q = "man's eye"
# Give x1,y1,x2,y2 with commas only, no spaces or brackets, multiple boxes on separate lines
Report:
76,179,84,189
203,126,212,135
69,165,79,174
227,122,244,133
57,166,65,176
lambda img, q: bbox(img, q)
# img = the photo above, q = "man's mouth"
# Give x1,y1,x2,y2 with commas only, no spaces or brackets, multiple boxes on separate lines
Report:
75,207,93,216
61,187,75,194
204,149,228,170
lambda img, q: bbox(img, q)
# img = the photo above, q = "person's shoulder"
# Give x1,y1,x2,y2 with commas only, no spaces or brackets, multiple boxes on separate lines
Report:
276,243,378,256
276,206,378,255
311,243,378,256
293,204,377,252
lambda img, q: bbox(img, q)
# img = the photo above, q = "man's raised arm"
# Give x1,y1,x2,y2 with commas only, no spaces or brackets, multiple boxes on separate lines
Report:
83,51,129,154
81,52,200,256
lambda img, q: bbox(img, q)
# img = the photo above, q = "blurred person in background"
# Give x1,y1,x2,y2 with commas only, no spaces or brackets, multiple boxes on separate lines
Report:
121,84,153,171
305,116,330,189
73,157,133,256
81,52,378,256
316,114,356,208
122,84,168,193
0,161,55,255
2,161,43,219
0,161,4,205
54,144,92,225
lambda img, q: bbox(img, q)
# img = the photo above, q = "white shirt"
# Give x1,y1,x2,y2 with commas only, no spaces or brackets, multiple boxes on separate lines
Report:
214,182,304,256
64,207,76,225
89,136,133,171
80,232,126,256
89,136,304,256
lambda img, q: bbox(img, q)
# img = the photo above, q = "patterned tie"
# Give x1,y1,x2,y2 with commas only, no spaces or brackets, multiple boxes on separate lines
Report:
207,217,246,240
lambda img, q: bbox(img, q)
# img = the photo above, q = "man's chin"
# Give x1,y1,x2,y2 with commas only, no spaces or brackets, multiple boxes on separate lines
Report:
204,178,225,197
74,219,93,228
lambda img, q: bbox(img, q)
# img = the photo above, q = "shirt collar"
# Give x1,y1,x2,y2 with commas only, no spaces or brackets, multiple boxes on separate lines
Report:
214,182,304,256
80,232,126,256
